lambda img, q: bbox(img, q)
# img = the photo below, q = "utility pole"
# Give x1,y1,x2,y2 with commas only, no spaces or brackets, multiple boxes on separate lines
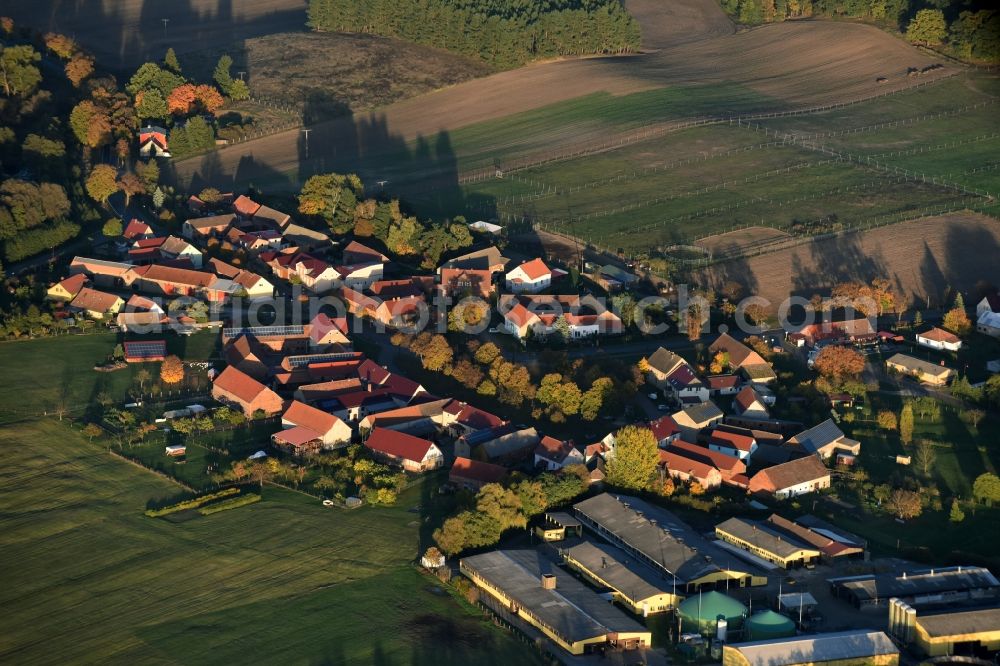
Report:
301,128,311,159
237,71,246,81
161,18,169,38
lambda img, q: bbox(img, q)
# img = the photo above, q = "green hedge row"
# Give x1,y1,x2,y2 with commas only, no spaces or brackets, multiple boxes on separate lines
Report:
145,487,240,517
198,493,261,515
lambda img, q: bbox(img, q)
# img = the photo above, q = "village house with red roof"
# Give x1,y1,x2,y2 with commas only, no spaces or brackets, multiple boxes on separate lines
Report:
534,436,584,471
364,427,443,473
658,447,722,490
211,365,284,417
505,258,553,293
68,287,124,319
449,457,508,491
279,400,351,449
46,273,88,302
916,326,962,352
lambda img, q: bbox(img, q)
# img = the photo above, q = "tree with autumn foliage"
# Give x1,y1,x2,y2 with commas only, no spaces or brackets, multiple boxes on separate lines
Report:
943,307,972,336
117,172,145,206
160,355,184,384
65,54,94,87
605,425,659,491
813,345,865,383
43,33,76,59
167,83,224,115
85,165,119,203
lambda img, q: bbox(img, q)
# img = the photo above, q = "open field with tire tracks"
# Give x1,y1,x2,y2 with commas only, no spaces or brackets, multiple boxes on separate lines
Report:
170,13,955,192
696,210,1000,311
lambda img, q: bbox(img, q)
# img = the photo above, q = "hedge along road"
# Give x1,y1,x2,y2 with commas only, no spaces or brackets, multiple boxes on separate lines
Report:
171,6,955,192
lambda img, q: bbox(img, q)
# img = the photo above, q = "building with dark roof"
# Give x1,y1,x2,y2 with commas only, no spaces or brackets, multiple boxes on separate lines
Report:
830,566,1000,609
573,493,767,592
888,600,1000,658
715,517,821,569
562,539,680,616
460,549,651,656
722,630,899,666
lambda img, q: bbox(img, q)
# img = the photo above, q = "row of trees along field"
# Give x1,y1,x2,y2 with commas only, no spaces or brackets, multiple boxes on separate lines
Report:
306,0,641,69
719,0,999,62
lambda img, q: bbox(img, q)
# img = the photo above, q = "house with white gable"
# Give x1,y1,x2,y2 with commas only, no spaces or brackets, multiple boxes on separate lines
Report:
505,258,552,294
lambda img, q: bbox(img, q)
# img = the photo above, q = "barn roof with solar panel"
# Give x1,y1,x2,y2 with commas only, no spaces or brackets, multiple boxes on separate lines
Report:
123,340,167,362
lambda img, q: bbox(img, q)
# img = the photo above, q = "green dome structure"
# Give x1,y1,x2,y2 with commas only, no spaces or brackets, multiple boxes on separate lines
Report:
677,591,748,636
746,610,797,640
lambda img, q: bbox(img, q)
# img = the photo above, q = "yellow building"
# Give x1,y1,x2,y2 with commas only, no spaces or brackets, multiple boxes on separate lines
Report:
716,517,822,569
722,630,900,666
562,540,680,616
460,549,651,656
534,511,583,542
912,607,1000,657
886,353,956,386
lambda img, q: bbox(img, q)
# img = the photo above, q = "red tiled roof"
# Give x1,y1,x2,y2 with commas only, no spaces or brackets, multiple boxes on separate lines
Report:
456,403,505,430
668,439,745,473
365,427,435,462
343,240,388,263
132,264,217,288
707,375,740,390
70,287,121,312
357,359,391,386
709,428,755,453
123,219,153,239
535,436,575,462
273,425,323,448
649,415,680,441
213,365,271,404
734,385,765,413
919,327,961,344
309,312,349,343
283,400,341,435
332,387,395,409
710,333,767,368
54,273,87,297
233,195,261,217
505,301,538,328
512,258,550,281
751,455,829,492
658,448,718,482
382,373,422,399
449,457,507,485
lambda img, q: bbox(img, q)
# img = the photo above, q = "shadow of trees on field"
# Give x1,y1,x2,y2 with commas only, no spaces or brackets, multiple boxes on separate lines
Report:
183,88,498,223
4,0,305,75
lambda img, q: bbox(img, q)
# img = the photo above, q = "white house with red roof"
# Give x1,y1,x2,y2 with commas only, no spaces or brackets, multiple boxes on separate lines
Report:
502,296,622,341
916,327,962,352
733,385,770,419
657,447,722,490
707,428,757,462
309,313,351,347
280,400,351,448
123,219,155,241
46,273,88,301
211,365,284,417
648,415,681,446
138,126,170,157
364,427,443,473
534,436,584,471
505,258,552,293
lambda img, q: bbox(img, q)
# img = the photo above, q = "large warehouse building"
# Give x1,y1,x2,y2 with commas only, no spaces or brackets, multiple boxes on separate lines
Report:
889,599,1000,658
722,630,900,666
574,493,767,592
459,549,651,656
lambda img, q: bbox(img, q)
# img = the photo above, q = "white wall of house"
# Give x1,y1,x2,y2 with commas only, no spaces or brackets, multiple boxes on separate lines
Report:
916,336,961,352
506,272,550,293
775,476,830,499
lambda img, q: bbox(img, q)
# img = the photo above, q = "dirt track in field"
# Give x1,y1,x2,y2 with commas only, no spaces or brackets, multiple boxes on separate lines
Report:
697,212,1000,310
171,17,954,189
696,226,791,255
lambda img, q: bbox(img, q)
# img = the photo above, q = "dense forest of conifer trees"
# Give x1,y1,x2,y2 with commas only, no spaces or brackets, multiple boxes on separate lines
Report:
307,0,641,69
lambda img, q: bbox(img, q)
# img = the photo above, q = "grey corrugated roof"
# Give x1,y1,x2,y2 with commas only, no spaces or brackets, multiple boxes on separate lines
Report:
829,566,999,602
917,606,1000,638
680,401,723,424
573,493,764,585
460,549,645,644
563,539,675,604
716,517,818,560
726,630,898,666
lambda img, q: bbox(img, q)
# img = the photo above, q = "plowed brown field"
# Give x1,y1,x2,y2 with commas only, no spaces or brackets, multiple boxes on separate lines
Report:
697,211,1000,310
173,18,953,188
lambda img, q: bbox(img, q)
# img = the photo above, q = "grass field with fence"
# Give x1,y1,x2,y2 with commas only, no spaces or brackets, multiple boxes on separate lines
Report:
402,70,1000,255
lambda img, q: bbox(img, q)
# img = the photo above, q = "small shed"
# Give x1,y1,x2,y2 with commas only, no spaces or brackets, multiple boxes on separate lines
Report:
165,444,186,457
534,511,583,541
776,591,818,617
